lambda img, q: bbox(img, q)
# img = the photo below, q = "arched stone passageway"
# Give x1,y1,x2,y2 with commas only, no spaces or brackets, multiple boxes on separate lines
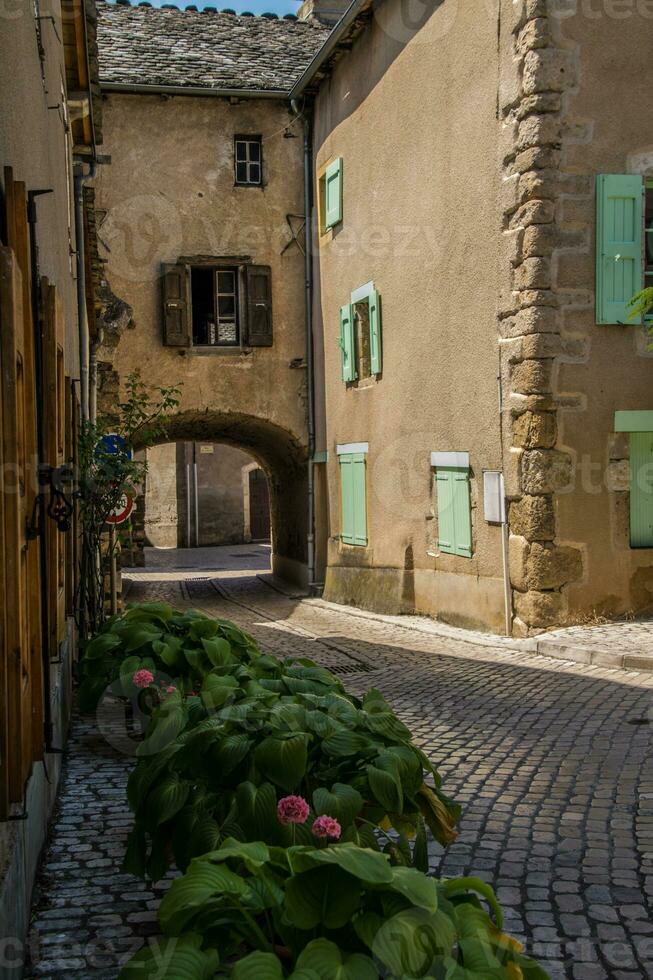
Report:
131,410,308,587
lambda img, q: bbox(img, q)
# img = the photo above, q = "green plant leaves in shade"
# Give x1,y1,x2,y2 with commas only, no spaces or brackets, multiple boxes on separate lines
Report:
294,939,377,980
235,782,278,840
313,783,363,826
159,860,249,934
202,636,235,667
231,951,284,980
289,844,393,885
372,907,456,977
154,636,184,668
189,619,219,640
203,838,270,869
367,763,403,815
417,784,461,847
118,933,218,980
389,867,438,911
212,733,252,775
201,673,240,709
441,877,503,930
122,622,163,652
138,703,187,757
322,730,373,758
83,632,122,659
254,734,308,791
125,601,175,624
285,865,362,930
145,773,189,827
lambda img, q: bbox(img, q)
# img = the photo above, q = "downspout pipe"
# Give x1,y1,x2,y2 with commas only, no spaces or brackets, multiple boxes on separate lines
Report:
74,159,96,422
292,97,316,592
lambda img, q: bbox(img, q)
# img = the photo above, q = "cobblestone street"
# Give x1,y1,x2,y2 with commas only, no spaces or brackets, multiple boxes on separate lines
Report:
25,547,653,980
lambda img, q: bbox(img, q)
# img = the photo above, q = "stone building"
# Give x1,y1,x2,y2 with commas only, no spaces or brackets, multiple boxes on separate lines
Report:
0,0,101,961
95,0,653,634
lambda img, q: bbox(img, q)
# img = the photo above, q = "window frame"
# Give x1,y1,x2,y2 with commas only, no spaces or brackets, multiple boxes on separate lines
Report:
318,156,343,234
234,135,263,187
339,281,382,383
190,263,241,349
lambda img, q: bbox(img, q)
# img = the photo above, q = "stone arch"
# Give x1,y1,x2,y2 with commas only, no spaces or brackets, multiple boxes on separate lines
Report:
133,410,308,586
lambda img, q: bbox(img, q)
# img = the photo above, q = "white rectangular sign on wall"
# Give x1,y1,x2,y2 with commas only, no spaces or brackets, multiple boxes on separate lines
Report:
483,471,506,524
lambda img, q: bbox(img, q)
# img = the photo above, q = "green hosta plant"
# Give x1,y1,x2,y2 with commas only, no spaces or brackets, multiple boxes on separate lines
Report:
124,674,459,880
119,840,548,979
77,602,262,712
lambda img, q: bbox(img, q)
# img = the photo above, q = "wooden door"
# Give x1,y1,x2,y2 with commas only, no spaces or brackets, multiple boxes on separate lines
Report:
249,468,270,541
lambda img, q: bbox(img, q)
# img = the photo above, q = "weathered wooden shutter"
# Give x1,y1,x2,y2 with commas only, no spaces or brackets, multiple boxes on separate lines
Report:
437,467,472,557
596,174,643,324
325,158,343,229
4,168,43,764
162,263,191,346
351,454,368,546
369,288,382,375
339,304,356,383
0,247,32,804
629,432,653,547
245,265,273,347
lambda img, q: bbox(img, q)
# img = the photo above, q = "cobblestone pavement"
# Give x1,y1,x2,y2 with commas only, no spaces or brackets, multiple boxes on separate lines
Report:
25,547,653,980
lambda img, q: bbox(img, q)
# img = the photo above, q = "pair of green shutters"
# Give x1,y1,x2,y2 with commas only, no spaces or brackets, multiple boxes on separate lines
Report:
339,452,367,546
596,174,646,324
435,467,473,558
339,290,382,382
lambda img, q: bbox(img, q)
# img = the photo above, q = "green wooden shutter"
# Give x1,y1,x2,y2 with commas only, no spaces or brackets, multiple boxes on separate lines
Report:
452,468,472,557
369,288,382,375
596,174,643,324
436,470,455,553
630,432,653,547
339,454,354,544
351,454,367,545
339,304,356,382
325,158,343,229
436,467,472,557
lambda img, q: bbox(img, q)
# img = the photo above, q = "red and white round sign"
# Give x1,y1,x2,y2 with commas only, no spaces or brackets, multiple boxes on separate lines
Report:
106,494,134,526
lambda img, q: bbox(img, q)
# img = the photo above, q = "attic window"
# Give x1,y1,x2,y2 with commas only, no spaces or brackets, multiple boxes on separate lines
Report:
235,136,262,186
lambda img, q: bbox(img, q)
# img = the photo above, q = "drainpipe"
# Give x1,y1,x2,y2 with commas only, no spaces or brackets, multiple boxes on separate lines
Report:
74,160,96,422
292,98,316,591
89,327,103,425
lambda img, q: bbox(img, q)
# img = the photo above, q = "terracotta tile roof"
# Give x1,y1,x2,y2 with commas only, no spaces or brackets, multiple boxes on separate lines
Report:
97,0,332,92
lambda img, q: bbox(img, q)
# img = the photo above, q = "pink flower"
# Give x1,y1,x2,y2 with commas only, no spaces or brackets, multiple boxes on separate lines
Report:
133,669,154,689
165,685,177,694
311,815,342,840
277,796,310,826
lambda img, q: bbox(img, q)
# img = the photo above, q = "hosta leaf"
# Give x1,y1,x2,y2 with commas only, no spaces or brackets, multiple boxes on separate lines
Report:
367,764,403,814
201,673,239,709
189,619,219,640
235,782,278,839
290,843,393,885
285,865,361,929
417,784,460,847
83,632,122,659
212,733,252,775
442,877,503,929
295,939,377,980
202,636,235,667
153,636,183,667
145,773,190,827
389,866,438,911
138,703,187,757
373,907,455,976
204,838,270,868
322,730,373,758
123,622,163,652
118,933,218,980
188,815,221,860
125,601,174,624
184,648,208,671
254,734,308,791
352,910,384,949
231,951,284,980
159,860,249,934
313,783,363,826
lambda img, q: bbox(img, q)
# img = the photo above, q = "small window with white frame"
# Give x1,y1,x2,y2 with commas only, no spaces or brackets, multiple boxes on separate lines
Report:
234,136,262,186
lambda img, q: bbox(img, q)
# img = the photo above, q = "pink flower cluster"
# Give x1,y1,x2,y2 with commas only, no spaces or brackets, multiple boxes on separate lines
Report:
276,796,342,841
132,669,154,689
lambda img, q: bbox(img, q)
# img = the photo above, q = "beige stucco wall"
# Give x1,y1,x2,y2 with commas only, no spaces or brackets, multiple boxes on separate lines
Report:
312,0,507,630
553,8,653,618
95,93,308,581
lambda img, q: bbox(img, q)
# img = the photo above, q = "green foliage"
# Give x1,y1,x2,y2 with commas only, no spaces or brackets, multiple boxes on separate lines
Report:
119,840,548,979
628,286,653,322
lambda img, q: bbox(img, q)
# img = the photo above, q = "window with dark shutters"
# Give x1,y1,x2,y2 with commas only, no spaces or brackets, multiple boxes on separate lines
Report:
245,265,273,347
162,263,191,346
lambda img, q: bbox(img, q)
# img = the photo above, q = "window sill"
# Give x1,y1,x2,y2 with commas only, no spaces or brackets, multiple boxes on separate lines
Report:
182,347,252,357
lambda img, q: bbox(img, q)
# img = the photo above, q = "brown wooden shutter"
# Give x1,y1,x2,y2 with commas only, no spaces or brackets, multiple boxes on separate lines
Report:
245,265,273,347
0,246,32,804
162,263,190,346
